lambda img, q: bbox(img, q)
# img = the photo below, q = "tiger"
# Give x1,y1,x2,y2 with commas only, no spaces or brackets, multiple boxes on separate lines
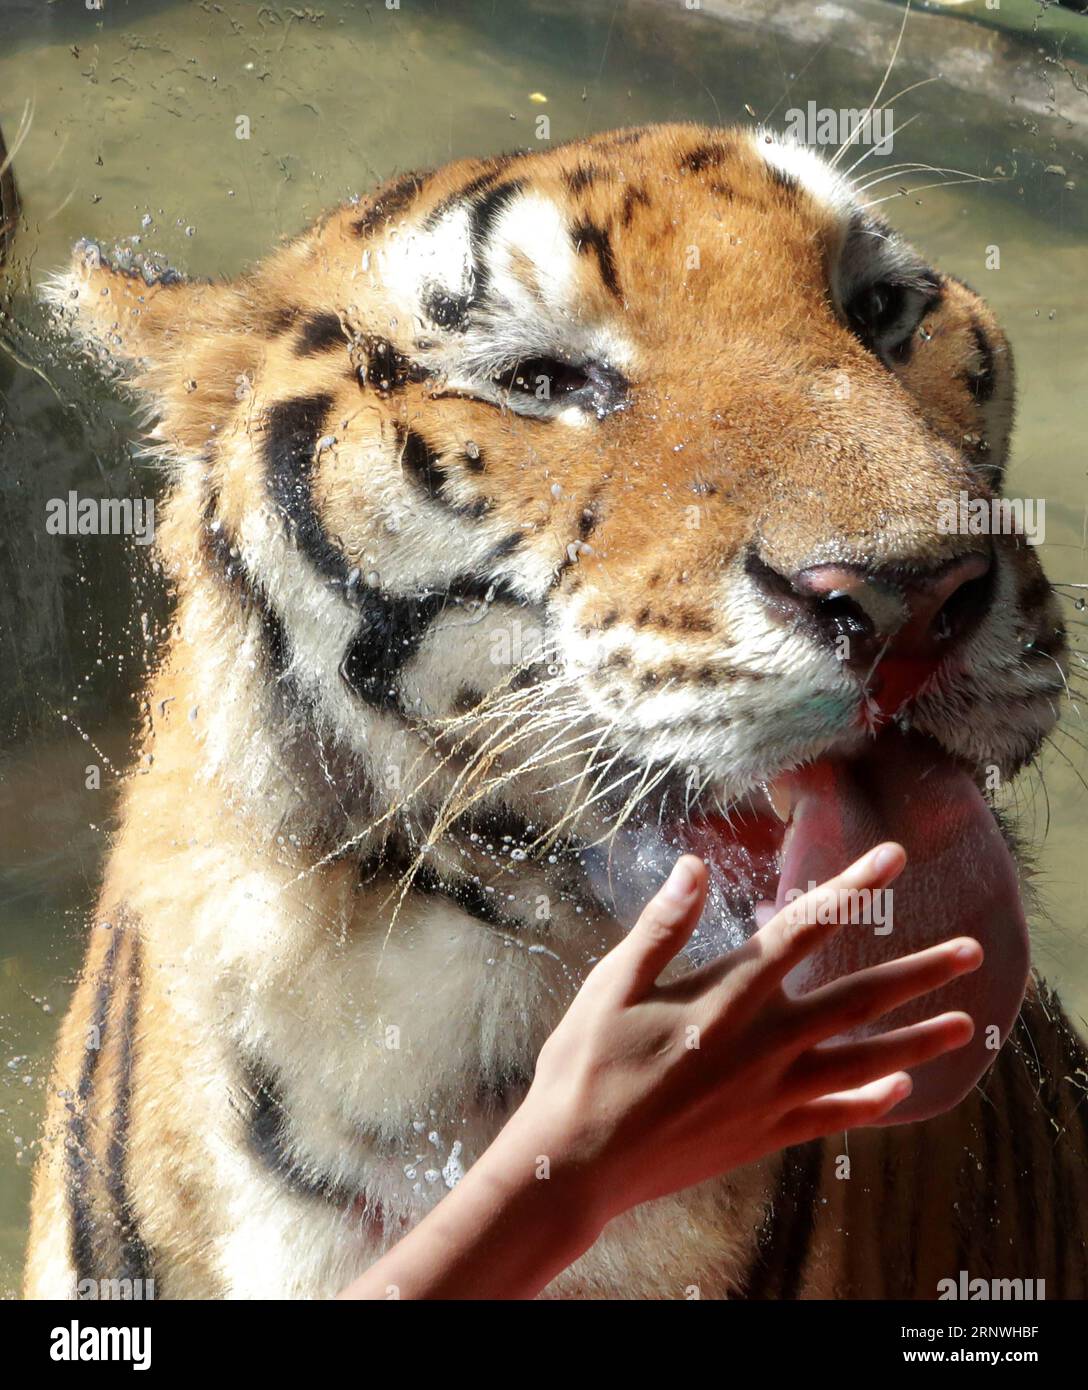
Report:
21,121,1088,1300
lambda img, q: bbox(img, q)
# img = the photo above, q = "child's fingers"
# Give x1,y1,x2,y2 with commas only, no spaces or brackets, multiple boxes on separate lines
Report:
782,1011,974,1103
777,937,983,1050
696,842,906,1015
768,1073,913,1146
598,856,709,1003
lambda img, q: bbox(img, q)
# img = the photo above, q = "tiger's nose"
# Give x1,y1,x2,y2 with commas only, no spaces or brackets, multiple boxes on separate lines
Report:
746,547,995,674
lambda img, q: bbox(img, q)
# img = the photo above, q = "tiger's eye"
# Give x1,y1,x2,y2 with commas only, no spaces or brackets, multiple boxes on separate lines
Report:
492,356,591,398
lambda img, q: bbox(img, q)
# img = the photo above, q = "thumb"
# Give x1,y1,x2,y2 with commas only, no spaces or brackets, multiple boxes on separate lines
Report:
604,856,708,1003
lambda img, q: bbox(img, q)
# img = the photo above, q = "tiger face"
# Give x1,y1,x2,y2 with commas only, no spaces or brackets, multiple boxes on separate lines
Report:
48,123,1065,1126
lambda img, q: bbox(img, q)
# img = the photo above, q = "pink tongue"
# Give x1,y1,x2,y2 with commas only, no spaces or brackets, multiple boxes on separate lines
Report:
775,730,1029,1124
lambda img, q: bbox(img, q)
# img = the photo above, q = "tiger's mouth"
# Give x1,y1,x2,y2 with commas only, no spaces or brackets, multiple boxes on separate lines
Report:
583,726,1029,1125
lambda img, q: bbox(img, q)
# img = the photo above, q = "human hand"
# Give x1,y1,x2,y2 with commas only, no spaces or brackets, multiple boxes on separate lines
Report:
517,841,980,1229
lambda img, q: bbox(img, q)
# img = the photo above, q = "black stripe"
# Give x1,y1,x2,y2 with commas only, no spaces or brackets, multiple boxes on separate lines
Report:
1006,1050,1042,1276
591,128,644,150
0,120,20,269
620,186,651,226
358,336,431,395
373,808,584,878
264,393,346,585
954,1085,1000,1281
565,164,600,194
902,1125,926,1296
739,1140,825,1299
339,573,521,710
772,1139,825,1299
399,426,446,502
768,164,799,195
359,815,583,927
361,841,528,933
680,143,727,174
888,274,943,367
1055,1004,1088,1291
571,218,621,300
239,1057,361,1207
351,170,427,238
240,1041,528,1215
467,180,527,302
481,530,525,565
398,426,490,519
256,401,518,717
103,931,154,1287
67,925,125,1285
267,305,301,336
201,485,290,675
449,170,504,206
425,160,512,227
880,1129,904,1297
338,588,446,708
413,863,524,932
469,178,526,243
240,1046,528,1212
295,312,345,356
464,803,569,857
966,319,997,402
1036,993,1085,1294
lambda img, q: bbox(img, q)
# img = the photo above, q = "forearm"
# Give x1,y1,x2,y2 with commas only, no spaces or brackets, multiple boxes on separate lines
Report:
336,1106,603,1300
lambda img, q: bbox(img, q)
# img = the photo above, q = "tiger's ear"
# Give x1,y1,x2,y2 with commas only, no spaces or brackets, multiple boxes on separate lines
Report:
42,240,260,451
41,240,224,377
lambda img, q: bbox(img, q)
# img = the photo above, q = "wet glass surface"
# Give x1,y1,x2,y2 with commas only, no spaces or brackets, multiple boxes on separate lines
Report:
1,0,1086,1295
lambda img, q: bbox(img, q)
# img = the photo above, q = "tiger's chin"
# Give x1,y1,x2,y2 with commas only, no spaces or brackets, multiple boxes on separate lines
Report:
581,724,1030,1126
